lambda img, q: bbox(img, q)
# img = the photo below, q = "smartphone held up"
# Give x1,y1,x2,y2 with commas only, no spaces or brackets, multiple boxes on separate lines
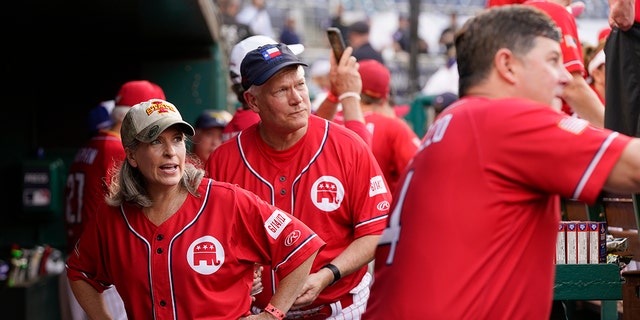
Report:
326,27,346,62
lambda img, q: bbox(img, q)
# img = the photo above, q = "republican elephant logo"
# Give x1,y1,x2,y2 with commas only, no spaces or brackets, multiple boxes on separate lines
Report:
317,181,339,204
311,176,344,212
193,241,222,266
187,236,225,275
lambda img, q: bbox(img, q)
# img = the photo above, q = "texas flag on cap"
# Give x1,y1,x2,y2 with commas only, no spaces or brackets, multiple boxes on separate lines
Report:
262,46,282,60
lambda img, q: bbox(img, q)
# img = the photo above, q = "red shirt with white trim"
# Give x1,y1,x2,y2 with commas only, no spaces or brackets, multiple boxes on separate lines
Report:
66,179,325,319
365,97,631,319
206,114,390,309
63,129,124,252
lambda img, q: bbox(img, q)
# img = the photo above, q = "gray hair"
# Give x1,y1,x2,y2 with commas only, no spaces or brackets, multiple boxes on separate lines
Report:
105,141,204,208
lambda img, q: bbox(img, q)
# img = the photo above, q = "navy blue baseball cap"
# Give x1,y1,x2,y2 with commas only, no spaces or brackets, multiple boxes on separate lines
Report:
241,43,308,90
433,92,458,113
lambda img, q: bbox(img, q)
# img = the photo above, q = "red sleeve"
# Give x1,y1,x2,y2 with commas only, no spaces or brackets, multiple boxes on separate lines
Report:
232,185,326,277
486,99,630,204
65,203,116,293
344,120,372,147
390,119,420,177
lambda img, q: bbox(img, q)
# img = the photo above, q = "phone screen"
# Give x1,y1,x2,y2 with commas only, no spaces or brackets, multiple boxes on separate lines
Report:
327,27,346,62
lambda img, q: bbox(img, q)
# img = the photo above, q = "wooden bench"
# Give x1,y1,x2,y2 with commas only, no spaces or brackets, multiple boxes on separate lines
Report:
559,193,640,320
554,263,623,319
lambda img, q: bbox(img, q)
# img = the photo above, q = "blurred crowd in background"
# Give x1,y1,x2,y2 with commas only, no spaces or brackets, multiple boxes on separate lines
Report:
215,0,611,105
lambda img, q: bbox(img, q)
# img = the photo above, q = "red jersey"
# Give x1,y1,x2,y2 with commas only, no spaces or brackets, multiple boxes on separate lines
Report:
222,108,260,142
206,114,390,309
525,0,585,116
324,112,373,146
344,119,373,146
63,129,124,252
66,179,325,319
364,112,420,193
364,97,631,319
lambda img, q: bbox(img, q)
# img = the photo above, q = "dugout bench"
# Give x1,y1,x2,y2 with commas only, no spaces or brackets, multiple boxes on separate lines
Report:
558,193,640,320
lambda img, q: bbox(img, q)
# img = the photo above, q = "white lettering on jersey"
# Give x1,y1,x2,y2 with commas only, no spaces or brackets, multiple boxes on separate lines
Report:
558,117,588,134
369,175,388,197
419,113,452,151
265,209,292,240
187,235,225,275
73,147,99,164
310,176,345,212
366,122,375,134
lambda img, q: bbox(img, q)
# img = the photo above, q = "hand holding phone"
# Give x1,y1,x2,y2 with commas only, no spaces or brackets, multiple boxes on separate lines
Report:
326,27,346,62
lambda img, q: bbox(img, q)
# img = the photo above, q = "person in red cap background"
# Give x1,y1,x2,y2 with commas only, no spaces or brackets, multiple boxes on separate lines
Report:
357,59,420,194
60,79,166,320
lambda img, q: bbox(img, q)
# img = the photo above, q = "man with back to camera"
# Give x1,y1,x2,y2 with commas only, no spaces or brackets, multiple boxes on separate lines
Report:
364,5,640,318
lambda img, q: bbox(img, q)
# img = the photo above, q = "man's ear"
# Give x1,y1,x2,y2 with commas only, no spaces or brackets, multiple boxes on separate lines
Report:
494,48,518,85
243,90,260,113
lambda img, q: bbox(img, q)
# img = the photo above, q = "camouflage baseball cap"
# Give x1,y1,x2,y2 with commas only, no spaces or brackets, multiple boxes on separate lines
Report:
121,99,194,147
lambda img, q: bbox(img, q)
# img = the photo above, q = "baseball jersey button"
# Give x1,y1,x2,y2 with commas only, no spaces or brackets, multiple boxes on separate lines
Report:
279,176,286,182
159,300,166,306
280,189,286,195
156,248,163,254
156,234,164,240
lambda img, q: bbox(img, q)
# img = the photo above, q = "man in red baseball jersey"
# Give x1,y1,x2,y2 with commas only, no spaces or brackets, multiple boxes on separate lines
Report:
356,59,420,194
364,5,640,318
66,99,324,319
206,43,391,319
61,79,166,320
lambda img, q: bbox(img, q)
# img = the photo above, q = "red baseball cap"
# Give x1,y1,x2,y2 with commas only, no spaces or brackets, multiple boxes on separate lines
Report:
358,60,390,99
114,80,166,108
598,27,611,43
